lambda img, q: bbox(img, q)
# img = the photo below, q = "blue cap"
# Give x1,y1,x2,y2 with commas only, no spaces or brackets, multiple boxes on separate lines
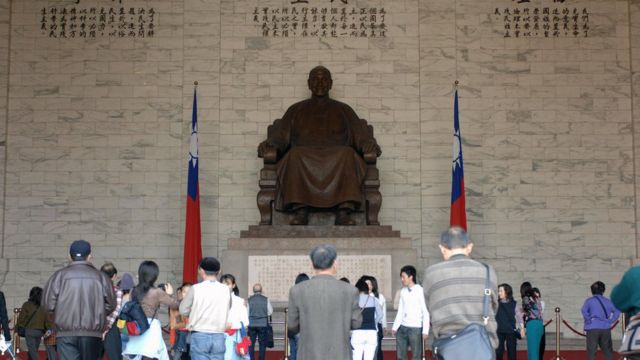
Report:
69,240,91,260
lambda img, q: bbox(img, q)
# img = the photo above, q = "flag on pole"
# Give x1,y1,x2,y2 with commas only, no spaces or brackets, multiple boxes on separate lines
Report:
450,89,467,231
183,87,202,284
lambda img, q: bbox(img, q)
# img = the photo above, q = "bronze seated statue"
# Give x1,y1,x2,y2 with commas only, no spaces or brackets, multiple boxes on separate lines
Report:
257,66,382,226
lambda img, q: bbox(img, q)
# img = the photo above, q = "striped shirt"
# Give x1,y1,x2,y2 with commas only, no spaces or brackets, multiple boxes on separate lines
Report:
422,254,499,348
105,287,123,330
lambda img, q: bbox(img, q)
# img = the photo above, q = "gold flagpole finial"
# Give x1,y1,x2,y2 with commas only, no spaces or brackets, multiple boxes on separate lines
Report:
454,80,459,87
194,81,199,86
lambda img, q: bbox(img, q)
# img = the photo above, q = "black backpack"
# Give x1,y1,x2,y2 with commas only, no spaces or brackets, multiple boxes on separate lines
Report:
119,299,154,336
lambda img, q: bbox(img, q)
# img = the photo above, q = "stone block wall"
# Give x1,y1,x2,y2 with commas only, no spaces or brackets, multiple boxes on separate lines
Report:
0,0,9,292
0,0,637,337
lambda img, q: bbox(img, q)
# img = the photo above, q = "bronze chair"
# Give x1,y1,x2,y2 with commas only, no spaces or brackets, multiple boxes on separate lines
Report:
257,120,381,226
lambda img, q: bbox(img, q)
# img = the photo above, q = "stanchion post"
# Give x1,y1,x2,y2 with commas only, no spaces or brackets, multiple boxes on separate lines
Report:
282,307,289,360
12,308,19,354
552,307,565,360
422,337,426,360
621,315,628,360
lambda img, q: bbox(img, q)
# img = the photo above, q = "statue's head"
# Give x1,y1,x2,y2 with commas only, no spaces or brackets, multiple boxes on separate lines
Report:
308,66,332,98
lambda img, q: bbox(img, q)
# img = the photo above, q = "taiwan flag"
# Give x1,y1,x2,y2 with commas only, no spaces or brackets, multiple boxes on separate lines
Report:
450,89,467,231
183,88,202,284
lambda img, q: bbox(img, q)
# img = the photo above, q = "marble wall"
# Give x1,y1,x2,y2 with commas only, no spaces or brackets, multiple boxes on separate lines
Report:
0,0,638,337
0,0,9,288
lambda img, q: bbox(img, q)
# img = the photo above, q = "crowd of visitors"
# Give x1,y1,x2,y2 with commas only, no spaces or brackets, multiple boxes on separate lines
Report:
1,228,639,360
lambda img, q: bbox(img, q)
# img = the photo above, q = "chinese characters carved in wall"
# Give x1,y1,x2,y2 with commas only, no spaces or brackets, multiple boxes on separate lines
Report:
41,6,155,39
253,7,386,38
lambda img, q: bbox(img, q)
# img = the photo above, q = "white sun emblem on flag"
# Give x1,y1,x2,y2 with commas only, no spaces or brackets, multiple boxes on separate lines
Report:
452,128,462,171
189,124,198,167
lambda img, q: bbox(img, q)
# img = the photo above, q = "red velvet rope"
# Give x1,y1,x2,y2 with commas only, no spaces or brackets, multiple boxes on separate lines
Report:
544,319,552,328
561,319,619,337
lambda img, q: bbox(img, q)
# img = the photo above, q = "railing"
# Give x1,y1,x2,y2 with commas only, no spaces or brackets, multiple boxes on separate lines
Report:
273,306,626,360
8,305,630,359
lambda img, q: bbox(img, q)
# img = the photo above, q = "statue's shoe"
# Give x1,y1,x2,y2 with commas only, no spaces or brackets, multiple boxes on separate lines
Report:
290,208,309,225
335,210,356,226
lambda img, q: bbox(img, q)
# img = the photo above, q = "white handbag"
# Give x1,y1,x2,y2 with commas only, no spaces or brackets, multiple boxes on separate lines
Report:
620,314,640,356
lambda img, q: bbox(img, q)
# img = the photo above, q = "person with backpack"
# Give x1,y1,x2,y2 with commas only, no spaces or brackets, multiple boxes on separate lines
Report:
581,281,620,360
122,260,178,360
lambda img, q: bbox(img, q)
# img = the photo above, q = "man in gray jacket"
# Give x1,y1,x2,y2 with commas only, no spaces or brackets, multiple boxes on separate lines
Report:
288,244,362,360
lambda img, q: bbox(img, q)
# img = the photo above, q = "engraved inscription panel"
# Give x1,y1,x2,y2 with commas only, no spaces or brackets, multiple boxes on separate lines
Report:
248,255,392,301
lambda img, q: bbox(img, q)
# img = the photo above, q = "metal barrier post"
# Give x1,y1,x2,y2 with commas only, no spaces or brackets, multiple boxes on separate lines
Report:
12,308,19,354
422,337,426,360
282,307,289,360
621,315,628,360
552,307,565,360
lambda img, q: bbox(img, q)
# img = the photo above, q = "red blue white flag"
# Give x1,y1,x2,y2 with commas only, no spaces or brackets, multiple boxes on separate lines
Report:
450,89,467,231
183,88,202,284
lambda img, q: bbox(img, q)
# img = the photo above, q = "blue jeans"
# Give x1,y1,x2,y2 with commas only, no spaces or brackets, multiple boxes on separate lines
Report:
395,325,422,360
191,332,225,360
288,334,298,360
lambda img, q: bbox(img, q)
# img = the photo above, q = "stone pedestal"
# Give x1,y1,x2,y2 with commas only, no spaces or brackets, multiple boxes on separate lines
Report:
222,225,415,302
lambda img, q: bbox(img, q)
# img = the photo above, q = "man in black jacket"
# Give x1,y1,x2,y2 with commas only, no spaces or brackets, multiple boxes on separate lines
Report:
0,291,10,344
43,240,116,359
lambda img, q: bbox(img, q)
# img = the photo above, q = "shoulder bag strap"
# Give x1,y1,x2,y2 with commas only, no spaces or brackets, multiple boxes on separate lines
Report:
148,301,159,325
360,294,371,312
482,263,491,326
23,306,38,328
594,296,610,320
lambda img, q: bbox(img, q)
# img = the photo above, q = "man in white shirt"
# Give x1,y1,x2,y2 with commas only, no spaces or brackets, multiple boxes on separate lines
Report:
179,257,231,360
392,265,430,360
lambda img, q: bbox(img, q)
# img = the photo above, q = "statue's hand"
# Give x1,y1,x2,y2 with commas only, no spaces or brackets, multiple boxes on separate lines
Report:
258,140,277,157
361,140,381,156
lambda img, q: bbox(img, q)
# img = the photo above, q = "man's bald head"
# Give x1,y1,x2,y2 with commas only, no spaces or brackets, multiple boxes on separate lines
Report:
308,66,332,97
253,283,263,293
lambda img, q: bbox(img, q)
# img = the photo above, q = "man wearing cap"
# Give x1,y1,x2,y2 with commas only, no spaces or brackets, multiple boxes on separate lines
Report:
179,257,231,360
43,240,117,359
422,227,499,350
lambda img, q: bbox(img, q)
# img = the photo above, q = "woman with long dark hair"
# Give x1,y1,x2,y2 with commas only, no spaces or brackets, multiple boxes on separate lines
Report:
363,275,386,360
495,283,524,360
352,276,383,360
520,282,543,360
123,260,178,360
221,274,250,360
17,286,49,360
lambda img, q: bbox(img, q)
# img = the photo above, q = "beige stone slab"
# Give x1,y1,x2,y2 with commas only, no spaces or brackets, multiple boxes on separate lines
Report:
247,255,392,301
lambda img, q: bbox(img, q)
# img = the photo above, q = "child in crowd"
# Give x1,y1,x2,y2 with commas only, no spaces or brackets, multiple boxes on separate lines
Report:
221,274,250,360
170,283,192,360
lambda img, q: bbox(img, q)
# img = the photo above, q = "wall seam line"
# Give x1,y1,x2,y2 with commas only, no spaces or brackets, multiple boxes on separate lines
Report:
2,0,15,260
